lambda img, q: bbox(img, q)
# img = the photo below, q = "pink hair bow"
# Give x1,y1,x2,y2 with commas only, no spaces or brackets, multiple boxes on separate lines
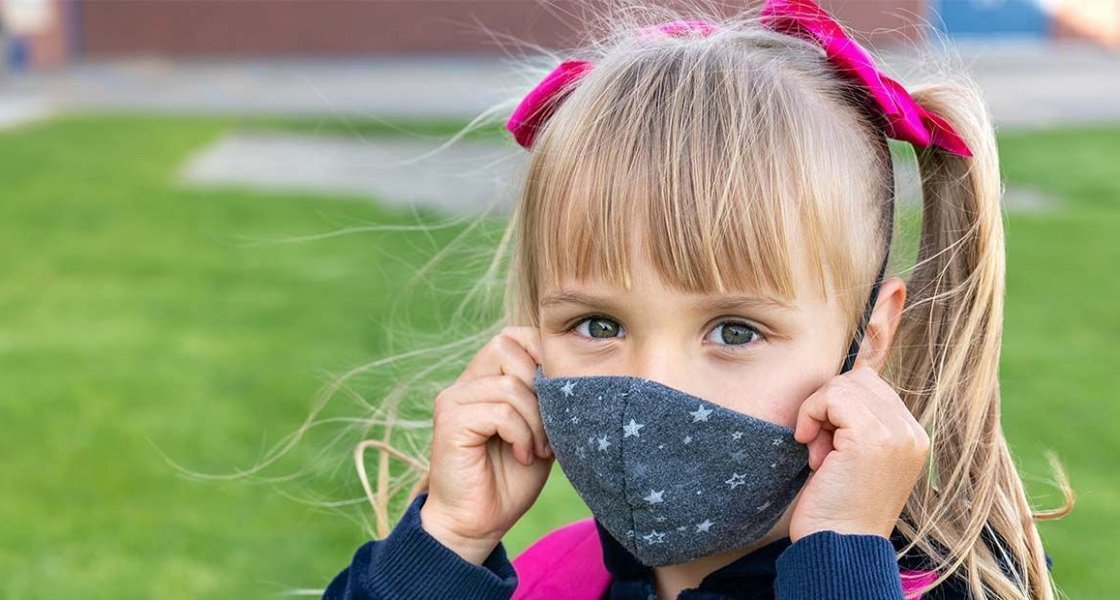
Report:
505,21,715,149
505,2,972,157
505,59,593,149
760,0,972,157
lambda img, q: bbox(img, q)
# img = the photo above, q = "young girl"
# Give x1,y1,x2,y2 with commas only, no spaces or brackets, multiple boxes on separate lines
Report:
322,0,1072,598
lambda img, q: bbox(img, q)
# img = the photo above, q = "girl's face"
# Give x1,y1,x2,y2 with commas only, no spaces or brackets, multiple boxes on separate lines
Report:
537,236,854,429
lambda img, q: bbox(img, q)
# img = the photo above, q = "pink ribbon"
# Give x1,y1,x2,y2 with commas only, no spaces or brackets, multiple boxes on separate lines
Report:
759,0,972,157
505,0,972,157
505,59,593,149
504,20,712,149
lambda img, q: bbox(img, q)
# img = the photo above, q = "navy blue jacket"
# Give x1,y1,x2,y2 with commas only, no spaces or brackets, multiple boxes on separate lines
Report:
323,490,1036,599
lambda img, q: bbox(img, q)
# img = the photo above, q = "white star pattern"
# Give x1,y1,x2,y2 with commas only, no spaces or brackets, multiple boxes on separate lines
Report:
642,530,666,545
689,404,713,422
643,489,665,504
597,435,611,452
756,501,772,512
622,419,645,438
570,415,580,424
696,519,713,533
732,431,743,440
683,435,692,444
725,472,747,489
561,380,577,397
772,438,783,446
730,450,749,463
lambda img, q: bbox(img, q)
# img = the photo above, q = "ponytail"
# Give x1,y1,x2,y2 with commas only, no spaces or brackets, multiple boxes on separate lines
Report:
885,81,1074,599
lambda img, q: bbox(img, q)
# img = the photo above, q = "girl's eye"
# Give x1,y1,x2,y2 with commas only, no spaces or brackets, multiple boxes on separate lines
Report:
707,321,762,346
573,316,625,339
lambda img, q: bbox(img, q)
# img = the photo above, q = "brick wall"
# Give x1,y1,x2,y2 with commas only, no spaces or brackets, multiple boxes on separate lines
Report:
78,0,929,57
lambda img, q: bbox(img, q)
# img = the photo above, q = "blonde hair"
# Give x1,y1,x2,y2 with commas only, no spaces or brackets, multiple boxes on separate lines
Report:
288,2,1075,598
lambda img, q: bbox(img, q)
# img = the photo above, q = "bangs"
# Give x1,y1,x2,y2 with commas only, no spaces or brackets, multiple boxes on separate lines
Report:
533,123,814,302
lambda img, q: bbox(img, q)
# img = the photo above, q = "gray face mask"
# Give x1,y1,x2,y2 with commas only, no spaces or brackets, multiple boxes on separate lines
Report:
535,366,811,566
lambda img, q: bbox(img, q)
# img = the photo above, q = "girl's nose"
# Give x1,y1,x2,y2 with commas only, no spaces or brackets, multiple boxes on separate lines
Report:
625,350,692,392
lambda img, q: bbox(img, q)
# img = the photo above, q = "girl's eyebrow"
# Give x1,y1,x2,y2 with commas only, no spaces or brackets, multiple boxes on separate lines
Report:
540,291,797,312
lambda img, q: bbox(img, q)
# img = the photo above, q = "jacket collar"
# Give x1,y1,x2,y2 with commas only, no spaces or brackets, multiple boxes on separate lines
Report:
595,518,923,599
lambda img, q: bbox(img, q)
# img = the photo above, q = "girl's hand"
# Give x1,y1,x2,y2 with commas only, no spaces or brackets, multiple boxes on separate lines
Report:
418,326,554,564
789,366,930,542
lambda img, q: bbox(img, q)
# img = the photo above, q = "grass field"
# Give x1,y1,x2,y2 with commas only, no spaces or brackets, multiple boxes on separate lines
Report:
0,114,1115,598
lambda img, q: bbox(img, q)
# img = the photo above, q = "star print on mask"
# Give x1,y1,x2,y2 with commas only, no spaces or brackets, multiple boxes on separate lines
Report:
622,419,644,438
689,404,713,422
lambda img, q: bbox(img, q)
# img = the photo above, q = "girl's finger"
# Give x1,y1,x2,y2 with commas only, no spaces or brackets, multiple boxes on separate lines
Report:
454,400,538,466
841,368,906,432
807,427,834,471
458,327,542,385
901,407,932,456
448,375,551,459
491,374,551,458
794,378,885,446
493,333,542,391
847,368,925,446
501,326,544,366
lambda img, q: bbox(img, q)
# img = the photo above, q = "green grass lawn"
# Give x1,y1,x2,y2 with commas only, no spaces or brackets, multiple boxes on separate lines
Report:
0,114,1115,598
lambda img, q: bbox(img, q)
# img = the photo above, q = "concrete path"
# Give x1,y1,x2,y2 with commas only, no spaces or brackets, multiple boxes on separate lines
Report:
178,131,523,216
0,96,54,130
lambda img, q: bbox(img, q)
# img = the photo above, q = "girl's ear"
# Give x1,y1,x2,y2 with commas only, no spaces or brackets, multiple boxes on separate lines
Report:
854,276,907,373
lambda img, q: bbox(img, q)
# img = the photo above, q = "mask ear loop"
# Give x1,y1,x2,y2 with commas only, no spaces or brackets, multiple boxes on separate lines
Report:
838,136,896,375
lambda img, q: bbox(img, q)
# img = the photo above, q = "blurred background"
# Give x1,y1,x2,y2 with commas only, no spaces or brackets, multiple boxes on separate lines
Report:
1,1,1117,598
